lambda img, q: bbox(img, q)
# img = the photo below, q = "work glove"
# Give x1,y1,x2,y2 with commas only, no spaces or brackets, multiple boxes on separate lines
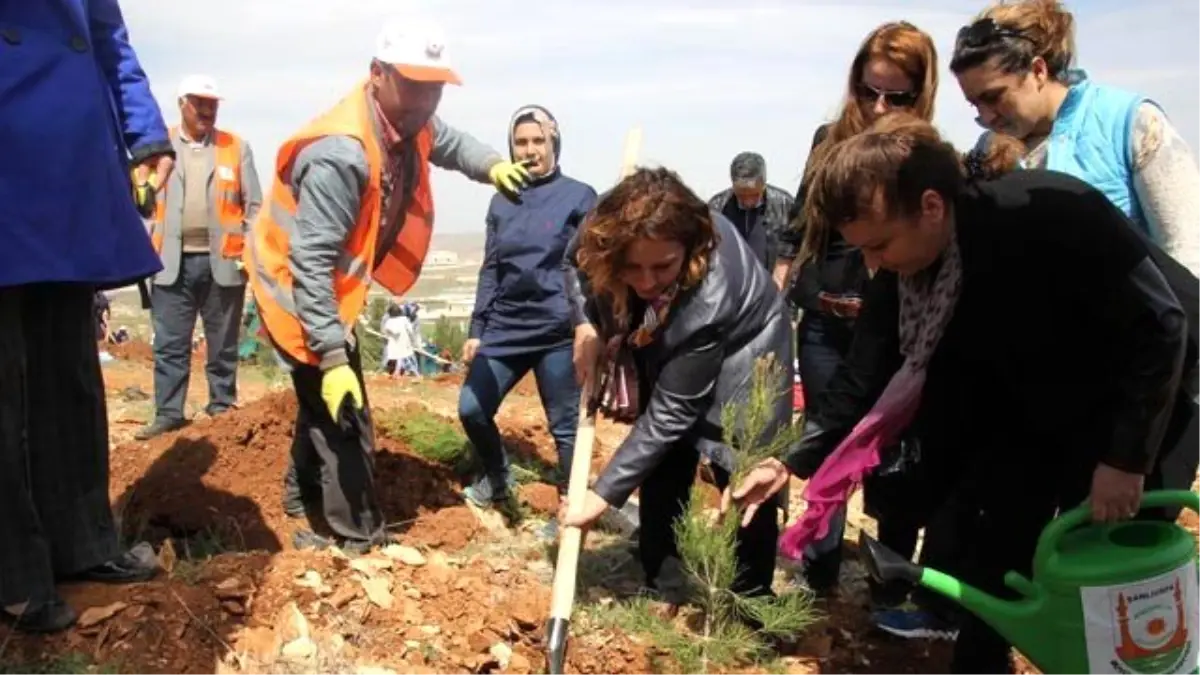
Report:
131,168,157,218
321,364,364,421
488,160,531,197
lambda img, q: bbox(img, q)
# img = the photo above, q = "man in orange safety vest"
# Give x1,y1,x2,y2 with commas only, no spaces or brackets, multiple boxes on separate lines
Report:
244,13,532,552
137,75,262,441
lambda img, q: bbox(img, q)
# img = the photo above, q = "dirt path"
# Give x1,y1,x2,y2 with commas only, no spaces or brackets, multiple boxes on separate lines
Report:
4,343,1192,673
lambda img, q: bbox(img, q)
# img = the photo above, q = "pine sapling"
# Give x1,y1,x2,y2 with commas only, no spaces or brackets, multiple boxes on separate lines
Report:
671,354,818,672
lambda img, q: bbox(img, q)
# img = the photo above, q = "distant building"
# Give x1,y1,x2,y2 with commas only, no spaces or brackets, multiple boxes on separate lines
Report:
426,250,459,267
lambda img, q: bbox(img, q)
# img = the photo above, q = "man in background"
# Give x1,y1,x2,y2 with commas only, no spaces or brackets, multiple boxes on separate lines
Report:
708,151,795,287
0,0,170,632
137,75,262,440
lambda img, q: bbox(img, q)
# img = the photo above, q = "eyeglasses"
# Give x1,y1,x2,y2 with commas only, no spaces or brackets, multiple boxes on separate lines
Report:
955,18,1032,50
855,83,918,109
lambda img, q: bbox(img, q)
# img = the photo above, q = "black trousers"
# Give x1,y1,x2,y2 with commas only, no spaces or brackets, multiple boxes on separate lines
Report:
281,342,384,544
638,442,779,598
0,284,119,606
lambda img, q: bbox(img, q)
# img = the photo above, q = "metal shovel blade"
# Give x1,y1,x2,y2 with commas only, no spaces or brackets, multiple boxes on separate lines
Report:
545,616,569,674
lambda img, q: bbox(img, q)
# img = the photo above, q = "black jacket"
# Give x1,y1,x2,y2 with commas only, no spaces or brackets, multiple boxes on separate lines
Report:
785,170,1196,513
780,125,872,312
707,184,794,272
566,213,795,507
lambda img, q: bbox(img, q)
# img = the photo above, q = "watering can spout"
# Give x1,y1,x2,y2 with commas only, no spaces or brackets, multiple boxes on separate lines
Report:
858,533,1043,651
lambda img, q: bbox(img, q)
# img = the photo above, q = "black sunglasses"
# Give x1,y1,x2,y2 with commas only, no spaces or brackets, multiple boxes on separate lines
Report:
855,82,918,108
955,18,1032,50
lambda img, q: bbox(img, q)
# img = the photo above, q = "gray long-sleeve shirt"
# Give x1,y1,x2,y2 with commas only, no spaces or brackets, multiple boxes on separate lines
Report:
289,115,502,369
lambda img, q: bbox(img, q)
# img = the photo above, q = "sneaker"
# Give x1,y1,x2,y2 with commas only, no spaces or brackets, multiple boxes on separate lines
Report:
66,542,159,584
538,518,560,541
872,606,959,641
291,529,377,556
461,472,515,508
204,403,234,418
134,417,188,441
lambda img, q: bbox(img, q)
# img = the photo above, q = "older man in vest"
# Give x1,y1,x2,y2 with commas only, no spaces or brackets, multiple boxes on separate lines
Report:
136,76,263,440
245,14,532,552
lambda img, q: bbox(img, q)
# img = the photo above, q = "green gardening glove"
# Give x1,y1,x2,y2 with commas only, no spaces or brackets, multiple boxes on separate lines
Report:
488,160,532,197
321,364,364,420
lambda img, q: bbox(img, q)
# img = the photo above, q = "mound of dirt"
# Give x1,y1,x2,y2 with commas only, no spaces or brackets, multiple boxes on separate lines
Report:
2,552,273,674
108,338,154,363
518,483,560,516
110,392,468,553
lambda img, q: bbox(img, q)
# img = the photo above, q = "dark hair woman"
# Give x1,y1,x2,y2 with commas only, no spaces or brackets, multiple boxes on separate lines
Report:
561,167,794,600
732,114,1198,673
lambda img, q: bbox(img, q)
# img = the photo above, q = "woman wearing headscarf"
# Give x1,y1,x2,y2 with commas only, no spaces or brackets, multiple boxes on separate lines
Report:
775,20,942,606
561,167,794,601
730,114,1197,673
458,106,597,528
951,0,1200,277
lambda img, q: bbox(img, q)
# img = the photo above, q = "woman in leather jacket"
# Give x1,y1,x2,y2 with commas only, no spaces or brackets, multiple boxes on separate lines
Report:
731,114,1197,673
560,167,794,599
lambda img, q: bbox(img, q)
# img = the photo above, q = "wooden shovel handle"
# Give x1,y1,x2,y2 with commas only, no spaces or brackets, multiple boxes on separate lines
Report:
548,375,600,620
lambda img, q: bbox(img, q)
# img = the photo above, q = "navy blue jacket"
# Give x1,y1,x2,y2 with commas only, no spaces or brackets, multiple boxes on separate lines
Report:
469,172,597,357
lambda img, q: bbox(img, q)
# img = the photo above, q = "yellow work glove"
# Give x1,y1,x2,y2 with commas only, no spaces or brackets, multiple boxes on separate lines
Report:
488,160,531,197
131,167,157,217
321,364,364,420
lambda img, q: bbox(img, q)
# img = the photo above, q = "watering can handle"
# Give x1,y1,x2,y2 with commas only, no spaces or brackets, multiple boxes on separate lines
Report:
1034,489,1200,576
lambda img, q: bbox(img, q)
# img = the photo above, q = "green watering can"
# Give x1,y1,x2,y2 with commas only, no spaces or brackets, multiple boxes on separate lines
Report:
861,489,1200,674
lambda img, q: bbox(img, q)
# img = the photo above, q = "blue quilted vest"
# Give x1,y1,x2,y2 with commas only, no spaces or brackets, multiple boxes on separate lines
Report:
975,73,1160,243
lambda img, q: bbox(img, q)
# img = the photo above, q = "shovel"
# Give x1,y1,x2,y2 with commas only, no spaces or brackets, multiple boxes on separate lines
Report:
546,126,642,674
545,368,603,674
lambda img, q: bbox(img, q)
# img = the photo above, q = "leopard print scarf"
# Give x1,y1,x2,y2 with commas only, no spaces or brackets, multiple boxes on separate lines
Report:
896,226,964,371
779,223,963,559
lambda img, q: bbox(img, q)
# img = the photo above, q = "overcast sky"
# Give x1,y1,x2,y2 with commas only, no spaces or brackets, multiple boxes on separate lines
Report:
122,0,1198,233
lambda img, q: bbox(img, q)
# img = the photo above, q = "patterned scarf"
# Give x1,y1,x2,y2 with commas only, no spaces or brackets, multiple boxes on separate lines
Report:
779,226,964,559
601,284,680,420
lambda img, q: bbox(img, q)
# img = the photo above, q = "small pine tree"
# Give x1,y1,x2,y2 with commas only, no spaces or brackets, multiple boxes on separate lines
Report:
429,315,467,363
357,296,390,372
671,354,818,672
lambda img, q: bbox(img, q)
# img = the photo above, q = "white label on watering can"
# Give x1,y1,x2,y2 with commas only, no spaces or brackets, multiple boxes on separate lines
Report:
1081,561,1200,674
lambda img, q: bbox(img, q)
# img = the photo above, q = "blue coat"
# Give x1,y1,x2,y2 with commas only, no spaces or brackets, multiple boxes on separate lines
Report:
0,0,167,289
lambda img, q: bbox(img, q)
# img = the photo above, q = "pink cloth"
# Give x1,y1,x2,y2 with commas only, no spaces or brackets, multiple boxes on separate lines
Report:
778,363,926,559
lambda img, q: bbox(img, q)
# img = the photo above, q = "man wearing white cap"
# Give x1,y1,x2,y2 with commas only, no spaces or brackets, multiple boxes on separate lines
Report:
136,75,262,440
244,15,530,552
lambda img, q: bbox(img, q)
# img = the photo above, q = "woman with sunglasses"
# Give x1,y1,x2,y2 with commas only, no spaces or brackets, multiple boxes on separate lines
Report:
777,20,951,629
951,0,1200,277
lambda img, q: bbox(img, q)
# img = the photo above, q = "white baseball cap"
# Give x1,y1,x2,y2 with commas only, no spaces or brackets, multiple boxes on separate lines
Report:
374,16,461,86
177,74,222,100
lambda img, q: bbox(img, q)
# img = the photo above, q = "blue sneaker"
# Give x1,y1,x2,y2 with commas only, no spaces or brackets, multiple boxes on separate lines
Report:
538,518,560,541
462,472,515,508
872,607,958,641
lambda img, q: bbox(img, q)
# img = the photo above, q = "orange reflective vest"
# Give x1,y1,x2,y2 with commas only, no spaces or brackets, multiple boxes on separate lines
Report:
151,128,246,259
244,82,435,366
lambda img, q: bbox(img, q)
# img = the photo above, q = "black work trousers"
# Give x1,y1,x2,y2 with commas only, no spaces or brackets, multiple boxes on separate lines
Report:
638,441,779,598
281,341,384,544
